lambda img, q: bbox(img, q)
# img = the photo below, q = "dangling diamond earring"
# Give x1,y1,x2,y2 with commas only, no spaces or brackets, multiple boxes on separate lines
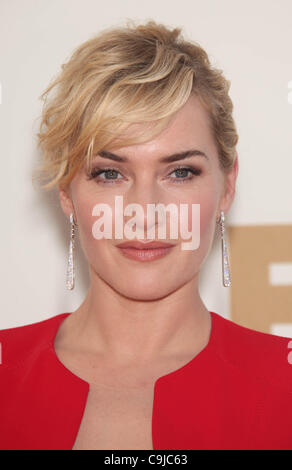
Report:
66,212,77,290
218,210,231,287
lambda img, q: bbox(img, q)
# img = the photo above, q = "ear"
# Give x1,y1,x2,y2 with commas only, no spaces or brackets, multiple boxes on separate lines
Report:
218,152,239,215
58,184,74,219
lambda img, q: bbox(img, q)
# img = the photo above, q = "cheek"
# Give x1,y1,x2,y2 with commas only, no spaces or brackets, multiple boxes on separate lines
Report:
75,203,96,257
71,185,115,255
186,189,218,243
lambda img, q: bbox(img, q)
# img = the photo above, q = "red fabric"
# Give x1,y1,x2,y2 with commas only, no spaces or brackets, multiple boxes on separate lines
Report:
0,311,292,450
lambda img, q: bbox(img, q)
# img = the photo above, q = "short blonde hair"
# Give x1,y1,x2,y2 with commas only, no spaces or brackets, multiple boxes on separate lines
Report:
33,19,238,191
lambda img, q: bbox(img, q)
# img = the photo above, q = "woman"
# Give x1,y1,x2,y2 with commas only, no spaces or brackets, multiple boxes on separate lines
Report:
1,20,292,450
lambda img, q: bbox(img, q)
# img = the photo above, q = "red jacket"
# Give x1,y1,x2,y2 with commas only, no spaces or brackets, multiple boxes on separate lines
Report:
0,311,292,450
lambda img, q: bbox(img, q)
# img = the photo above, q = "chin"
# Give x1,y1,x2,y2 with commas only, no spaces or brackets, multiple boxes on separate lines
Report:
110,271,188,301
114,285,177,302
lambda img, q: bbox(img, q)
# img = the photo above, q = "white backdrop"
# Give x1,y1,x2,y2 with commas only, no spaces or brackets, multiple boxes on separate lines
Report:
1,0,291,329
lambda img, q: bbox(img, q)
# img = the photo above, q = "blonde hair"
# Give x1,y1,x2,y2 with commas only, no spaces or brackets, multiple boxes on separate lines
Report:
33,19,238,191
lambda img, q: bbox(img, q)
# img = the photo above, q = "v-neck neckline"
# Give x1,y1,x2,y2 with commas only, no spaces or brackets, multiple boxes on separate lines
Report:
46,310,219,449
47,310,218,388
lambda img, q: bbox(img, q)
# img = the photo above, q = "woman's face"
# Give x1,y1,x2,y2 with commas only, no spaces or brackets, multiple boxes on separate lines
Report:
59,94,238,300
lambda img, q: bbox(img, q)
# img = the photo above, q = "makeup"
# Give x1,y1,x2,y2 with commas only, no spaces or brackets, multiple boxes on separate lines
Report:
116,240,175,262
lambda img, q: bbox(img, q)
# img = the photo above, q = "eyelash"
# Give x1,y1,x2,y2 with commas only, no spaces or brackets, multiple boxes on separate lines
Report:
87,165,202,185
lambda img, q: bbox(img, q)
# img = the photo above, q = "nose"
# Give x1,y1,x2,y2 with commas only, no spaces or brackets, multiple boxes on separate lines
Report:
123,180,165,238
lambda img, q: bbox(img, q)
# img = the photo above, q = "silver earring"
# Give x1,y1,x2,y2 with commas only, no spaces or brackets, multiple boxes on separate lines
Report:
218,210,231,287
66,212,77,290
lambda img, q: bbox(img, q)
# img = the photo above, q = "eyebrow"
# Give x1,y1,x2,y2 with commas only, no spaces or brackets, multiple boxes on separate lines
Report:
97,149,209,163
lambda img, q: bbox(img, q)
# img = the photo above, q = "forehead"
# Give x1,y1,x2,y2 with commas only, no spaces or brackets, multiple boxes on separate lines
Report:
107,94,217,163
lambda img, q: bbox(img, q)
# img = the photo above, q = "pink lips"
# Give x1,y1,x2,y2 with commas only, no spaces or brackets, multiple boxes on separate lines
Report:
116,240,175,261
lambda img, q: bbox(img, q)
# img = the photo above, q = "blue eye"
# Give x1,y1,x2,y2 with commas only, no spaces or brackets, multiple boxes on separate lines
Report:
87,165,202,185
168,166,202,183
87,167,123,183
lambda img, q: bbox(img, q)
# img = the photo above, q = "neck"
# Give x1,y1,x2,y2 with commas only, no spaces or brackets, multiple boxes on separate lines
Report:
60,271,211,365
